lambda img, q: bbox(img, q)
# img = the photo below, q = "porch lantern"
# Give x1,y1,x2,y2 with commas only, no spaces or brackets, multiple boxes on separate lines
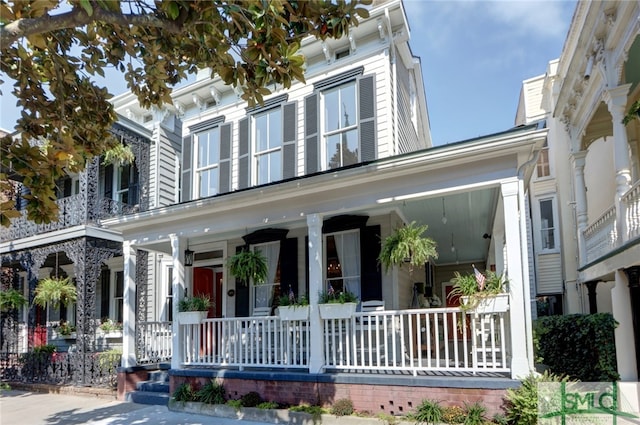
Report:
184,249,194,267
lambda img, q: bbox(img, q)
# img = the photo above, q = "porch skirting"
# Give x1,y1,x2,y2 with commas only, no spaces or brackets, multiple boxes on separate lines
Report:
168,368,518,417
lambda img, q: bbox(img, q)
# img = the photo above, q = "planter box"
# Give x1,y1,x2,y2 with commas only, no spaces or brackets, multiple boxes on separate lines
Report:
177,311,207,324
462,293,509,314
318,302,357,319
277,305,310,321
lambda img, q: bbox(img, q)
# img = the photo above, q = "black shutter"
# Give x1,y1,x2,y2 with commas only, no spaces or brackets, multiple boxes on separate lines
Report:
219,122,232,193
282,102,297,180
103,164,114,199
360,225,382,301
181,135,192,201
304,94,318,174
238,118,250,189
280,238,298,297
234,245,250,317
100,268,110,318
129,163,140,205
359,75,376,162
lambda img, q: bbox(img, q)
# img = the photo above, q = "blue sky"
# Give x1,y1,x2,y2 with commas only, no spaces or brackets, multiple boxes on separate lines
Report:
0,0,576,146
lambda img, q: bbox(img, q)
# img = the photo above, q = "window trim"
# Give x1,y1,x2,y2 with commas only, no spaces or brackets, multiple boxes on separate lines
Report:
251,106,284,186
536,197,559,253
320,80,360,171
194,126,222,198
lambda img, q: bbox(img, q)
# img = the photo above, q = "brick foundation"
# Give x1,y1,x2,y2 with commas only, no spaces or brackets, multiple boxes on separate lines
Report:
168,370,516,417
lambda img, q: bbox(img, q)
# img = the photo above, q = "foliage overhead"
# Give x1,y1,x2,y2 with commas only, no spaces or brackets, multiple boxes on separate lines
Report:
0,0,371,226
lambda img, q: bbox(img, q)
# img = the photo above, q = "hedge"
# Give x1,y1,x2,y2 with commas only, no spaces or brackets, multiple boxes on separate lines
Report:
535,313,619,381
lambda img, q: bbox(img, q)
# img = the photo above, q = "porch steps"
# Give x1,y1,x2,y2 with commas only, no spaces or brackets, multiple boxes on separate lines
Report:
126,370,170,406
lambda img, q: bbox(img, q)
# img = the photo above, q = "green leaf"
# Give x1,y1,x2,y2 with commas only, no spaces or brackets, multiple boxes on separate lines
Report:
79,0,93,16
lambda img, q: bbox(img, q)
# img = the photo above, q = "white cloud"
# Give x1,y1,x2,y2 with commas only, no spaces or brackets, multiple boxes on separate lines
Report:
484,0,574,40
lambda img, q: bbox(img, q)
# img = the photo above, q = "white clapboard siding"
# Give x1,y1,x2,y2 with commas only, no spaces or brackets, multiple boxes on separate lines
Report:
536,252,563,294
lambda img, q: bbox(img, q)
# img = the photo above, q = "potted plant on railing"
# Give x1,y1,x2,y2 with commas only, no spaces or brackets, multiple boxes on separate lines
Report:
277,288,310,321
0,288,27,312
317,285,358,319
177,295,210,324
378,221,438,293
98,318,123,337
448,267,509,314
227,249,268,285
33,277,77,310
54,319,76,339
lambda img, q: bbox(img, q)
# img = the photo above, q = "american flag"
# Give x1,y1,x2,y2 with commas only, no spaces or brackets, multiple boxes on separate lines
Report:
473,265,486,291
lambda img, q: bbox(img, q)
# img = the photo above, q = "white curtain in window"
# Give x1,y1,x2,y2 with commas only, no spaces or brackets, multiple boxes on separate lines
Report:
254,243,280,309
334,232,360,300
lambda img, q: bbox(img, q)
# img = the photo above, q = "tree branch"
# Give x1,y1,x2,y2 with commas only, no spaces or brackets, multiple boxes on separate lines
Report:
0,6,182,47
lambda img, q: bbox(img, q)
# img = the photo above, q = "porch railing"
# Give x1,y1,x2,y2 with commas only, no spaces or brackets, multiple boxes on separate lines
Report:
180,307,510,375
325,307,509,375
137,321,172,364
182,316,309,369
623,180,640,242
584,205,617,264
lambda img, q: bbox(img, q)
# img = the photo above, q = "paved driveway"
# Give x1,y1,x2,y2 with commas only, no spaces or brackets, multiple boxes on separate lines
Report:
0,390,267,425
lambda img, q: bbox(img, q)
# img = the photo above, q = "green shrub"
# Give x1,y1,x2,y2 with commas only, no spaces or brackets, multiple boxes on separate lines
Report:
257,401,279,409
173,383,197,402
442,405,465,424
536,313,619,381
240,391,263,407
410,399,443,424
503,371,571,425
196,379,225,404
330,398,354,416
226,399,243,410
33,344,56,354
289,404,325,422
491,413,508,425
462,401,486,425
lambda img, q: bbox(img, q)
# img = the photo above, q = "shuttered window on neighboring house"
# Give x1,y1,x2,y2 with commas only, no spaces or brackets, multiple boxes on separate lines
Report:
305,69,376,173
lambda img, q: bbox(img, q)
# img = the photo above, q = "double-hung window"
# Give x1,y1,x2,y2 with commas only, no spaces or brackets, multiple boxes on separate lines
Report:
116,163,139,205
253,108,283,185
252,242,281,315
539,198,556,250
195,127,221,198
322,82,358,169
324,229,361,301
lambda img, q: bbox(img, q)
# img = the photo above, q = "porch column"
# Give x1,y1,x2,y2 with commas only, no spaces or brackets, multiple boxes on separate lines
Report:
570,151,588,265
307,213,324,373
122,241,137,368
604,84,633,244
170,234,187,369
612,269,638,380
501,179,532,378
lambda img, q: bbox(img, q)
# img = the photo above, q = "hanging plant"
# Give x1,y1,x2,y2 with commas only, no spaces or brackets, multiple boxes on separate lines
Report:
102,142,135,166
623,100,640,126
0,288,27,312
34,277,77,310
227,250,268,285
378,221,438,280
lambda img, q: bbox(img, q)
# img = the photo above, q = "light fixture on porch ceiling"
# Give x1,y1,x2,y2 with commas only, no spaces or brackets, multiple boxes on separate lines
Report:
450,233,456,253
184,247,194,267
441,198,447,225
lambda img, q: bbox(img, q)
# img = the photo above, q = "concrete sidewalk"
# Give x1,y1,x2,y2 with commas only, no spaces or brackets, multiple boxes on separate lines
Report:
0,390,269,425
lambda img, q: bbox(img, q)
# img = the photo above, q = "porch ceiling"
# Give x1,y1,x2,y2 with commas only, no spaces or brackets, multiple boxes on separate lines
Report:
399,188,497,266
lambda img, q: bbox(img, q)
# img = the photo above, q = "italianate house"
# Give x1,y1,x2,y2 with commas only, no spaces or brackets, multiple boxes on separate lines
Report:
519,1,640,385
0,0,550,414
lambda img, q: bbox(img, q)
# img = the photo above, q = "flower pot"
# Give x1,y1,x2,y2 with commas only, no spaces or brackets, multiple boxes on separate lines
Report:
277,305,310,321
318,302,357,319
462,293,509,314
177,311,207,324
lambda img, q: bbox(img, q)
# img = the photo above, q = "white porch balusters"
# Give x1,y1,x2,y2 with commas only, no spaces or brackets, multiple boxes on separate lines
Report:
170,234,187,369
612,270,638,381
122,240,137,368
307,213,324,373
501,179,533,378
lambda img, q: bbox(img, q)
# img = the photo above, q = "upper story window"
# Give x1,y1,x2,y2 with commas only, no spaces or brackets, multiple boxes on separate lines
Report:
322,82,359,169
536,146,550,178
253,108,283,185
305,67,375,175
539,198,556,250
102,161,139,206
195,127,221,198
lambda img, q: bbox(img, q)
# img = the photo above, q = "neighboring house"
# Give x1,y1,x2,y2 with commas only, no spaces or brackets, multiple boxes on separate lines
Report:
103,0,545,413
519,1,640,385
0,117,165,384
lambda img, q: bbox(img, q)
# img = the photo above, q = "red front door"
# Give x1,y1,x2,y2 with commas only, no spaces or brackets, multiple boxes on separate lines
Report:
193,267,223,318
